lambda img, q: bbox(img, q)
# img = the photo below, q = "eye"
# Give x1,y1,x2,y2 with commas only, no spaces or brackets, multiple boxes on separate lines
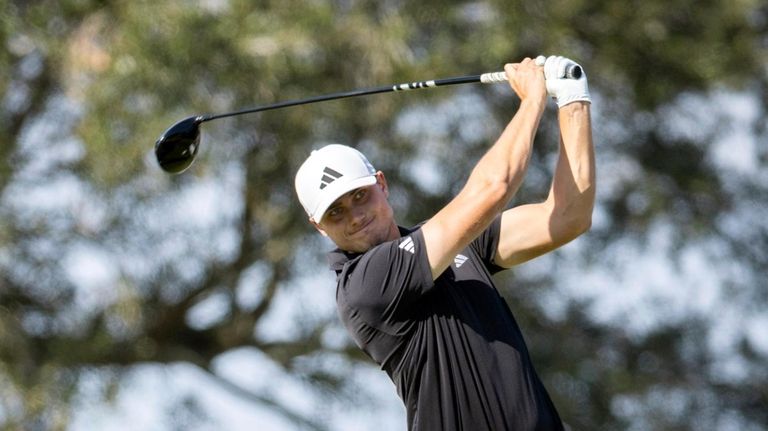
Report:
327,206,343,218
353,189,368,201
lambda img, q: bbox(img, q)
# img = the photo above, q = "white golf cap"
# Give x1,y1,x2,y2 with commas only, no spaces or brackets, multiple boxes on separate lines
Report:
294,144,377,222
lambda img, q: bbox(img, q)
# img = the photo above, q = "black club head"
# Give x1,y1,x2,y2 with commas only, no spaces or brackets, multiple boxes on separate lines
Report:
154,116,203,174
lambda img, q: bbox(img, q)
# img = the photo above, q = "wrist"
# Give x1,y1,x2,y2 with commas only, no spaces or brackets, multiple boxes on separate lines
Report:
558,100,591,113
520,97,547,114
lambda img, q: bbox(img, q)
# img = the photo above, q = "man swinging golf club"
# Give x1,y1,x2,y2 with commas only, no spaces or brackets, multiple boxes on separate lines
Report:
295,55,594,430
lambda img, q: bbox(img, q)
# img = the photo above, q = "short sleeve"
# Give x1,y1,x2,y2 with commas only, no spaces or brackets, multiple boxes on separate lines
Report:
339,228,434,325
469,215,506,274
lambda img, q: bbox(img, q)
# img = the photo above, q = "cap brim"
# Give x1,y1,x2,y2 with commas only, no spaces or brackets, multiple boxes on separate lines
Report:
311,175,377,222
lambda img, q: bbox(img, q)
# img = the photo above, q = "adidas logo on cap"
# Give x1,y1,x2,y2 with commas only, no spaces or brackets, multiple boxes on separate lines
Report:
320,167,343,190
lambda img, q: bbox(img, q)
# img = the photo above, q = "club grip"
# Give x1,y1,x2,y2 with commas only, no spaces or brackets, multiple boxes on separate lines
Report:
480,71,507,84
480,63,582,84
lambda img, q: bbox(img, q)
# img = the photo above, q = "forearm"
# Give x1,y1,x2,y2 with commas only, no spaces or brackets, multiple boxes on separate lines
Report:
548,102,595,231
465,98,546,207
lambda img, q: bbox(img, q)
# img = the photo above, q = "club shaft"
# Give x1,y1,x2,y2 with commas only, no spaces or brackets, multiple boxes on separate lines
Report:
198,64,581,123
200,74,490,123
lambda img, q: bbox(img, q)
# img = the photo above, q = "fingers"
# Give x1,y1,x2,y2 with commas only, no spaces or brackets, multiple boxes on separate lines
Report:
504,62,517,78
504,57,543,78
543,55,565,81
504,57,546,101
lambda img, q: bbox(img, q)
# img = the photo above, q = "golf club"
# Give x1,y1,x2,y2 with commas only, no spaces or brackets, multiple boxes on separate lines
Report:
155,62,581,174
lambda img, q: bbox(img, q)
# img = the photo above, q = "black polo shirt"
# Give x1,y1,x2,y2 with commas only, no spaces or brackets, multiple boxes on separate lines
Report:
329,217,563,431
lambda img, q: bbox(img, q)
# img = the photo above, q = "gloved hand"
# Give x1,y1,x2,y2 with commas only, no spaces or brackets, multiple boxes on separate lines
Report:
535,55,591,108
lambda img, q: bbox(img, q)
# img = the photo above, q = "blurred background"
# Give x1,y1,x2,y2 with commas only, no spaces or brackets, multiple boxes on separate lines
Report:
2,1,767,430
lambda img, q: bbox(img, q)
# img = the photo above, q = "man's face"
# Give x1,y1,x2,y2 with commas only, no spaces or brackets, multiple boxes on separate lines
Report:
313,171,398,253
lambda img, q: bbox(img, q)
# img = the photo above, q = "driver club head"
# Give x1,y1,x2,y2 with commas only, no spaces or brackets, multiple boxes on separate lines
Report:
154,115,203,174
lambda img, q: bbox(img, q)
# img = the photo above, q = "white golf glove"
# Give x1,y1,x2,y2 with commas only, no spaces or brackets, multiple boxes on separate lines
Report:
536,55,591,108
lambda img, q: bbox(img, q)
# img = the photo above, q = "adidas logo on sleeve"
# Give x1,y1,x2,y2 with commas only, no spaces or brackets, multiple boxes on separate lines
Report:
398,236,415,254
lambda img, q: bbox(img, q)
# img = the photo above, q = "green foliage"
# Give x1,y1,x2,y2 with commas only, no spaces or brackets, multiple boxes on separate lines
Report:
1,0,767,429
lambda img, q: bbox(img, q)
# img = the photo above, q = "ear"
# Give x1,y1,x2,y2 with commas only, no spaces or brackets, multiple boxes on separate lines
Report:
310,218,329,237
376,171,389,197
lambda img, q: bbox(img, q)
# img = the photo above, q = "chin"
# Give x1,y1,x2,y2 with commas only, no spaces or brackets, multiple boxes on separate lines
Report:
346,236,383,254
342,222,393,252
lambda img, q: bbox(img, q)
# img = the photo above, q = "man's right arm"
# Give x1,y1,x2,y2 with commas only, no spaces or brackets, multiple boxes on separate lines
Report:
420,57,547,280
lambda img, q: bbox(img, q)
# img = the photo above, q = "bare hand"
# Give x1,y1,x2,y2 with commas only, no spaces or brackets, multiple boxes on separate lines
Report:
504,58,547,104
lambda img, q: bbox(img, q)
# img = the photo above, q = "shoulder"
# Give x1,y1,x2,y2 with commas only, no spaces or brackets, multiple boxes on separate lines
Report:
335,226,432,306
338,236,408,289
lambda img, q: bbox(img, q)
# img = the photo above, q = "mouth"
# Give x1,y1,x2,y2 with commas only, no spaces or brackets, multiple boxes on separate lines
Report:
348,217,374,237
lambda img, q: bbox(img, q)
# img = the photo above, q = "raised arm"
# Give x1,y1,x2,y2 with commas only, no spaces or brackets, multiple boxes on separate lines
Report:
494,56,595,267
420,57,548,280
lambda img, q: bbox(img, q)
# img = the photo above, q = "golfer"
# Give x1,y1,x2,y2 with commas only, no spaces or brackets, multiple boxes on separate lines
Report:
295,55,594,430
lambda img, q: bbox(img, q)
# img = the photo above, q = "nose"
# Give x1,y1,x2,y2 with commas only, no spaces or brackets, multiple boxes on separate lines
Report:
349,206,367,227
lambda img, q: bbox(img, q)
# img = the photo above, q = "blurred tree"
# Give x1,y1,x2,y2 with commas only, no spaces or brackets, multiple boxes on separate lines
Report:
1,0,766,430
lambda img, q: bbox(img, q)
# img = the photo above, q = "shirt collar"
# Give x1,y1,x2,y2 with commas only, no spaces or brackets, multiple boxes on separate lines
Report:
326,225,415,272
